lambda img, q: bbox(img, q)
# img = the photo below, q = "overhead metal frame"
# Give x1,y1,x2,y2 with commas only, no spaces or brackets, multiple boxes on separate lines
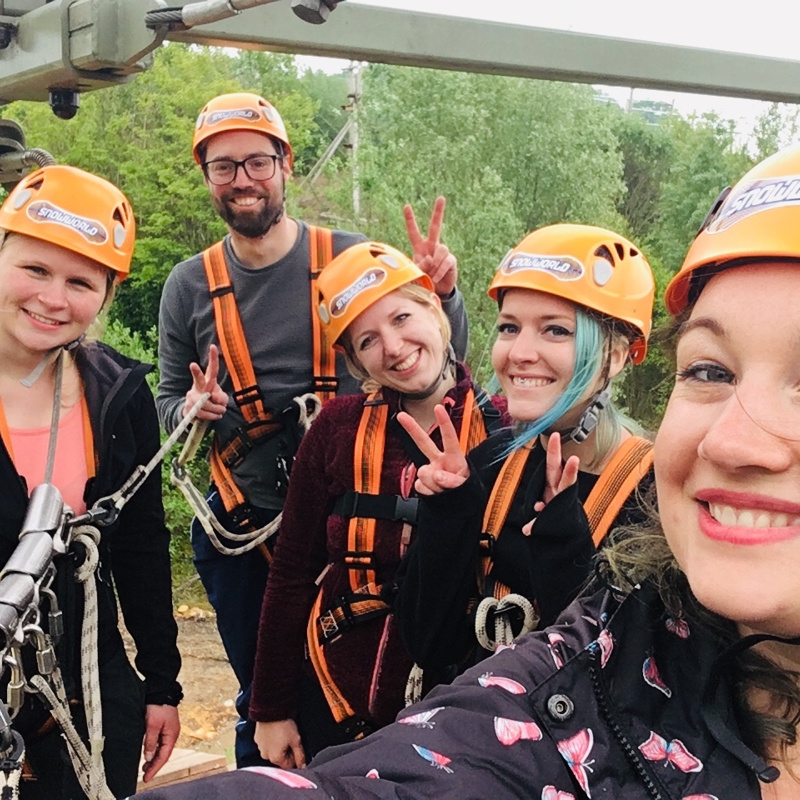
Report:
1,1,800,105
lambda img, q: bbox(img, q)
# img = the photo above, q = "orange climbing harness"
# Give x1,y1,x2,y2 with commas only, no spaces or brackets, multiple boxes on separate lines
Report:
201,226,337,527
308,386,499,729
479,434,654,599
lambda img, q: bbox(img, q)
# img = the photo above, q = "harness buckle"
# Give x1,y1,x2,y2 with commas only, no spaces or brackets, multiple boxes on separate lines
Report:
232,384,265,409
317,595,357,643
219,429,254,468
228,502,255,531
317,609,342,643
392,496,418,524
312,376,339,395
343,551,376,570
479,532,495,556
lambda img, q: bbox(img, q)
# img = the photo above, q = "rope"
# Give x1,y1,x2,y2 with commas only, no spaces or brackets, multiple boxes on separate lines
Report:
83,391,210,527
72,526,106,781
0,732,24,800
474,593,538,652
404,663,424,707
171,392,323,556
25,524,113,799
29,672,114,800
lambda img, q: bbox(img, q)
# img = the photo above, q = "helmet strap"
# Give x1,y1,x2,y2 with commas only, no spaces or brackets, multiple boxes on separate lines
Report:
549,386,611,444
20,336,84,388
400,343,456,402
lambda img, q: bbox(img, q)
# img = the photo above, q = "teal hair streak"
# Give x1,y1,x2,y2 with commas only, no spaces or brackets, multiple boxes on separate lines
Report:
499,309,605,458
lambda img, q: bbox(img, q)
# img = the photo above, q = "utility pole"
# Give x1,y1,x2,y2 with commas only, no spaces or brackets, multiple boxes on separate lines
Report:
345,61,362,218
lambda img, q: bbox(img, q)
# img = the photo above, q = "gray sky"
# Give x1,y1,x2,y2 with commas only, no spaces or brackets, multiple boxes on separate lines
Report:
299,0,800,135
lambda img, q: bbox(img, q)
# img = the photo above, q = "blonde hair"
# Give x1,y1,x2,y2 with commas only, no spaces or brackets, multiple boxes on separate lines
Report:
341,283,451,394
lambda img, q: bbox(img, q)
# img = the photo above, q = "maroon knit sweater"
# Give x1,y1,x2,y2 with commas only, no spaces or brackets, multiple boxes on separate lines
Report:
249,365,508,729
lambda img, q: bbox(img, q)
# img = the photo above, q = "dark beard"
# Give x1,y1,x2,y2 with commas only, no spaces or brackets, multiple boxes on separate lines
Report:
215,191,285,239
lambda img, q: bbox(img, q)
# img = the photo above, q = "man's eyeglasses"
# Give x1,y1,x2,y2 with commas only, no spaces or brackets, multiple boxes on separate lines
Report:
202,155,282,185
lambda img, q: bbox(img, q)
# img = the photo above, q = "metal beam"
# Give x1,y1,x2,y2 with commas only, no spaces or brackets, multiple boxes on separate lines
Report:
2,1,800,105
168,2,800,104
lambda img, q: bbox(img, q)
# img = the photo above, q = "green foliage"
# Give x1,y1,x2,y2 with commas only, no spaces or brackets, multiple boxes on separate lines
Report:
4,46,788,582
648,113,753,279
330,66,628,380
101,318,208,583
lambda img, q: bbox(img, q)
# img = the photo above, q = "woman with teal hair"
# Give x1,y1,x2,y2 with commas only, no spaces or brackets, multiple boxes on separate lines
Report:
393,223,656,672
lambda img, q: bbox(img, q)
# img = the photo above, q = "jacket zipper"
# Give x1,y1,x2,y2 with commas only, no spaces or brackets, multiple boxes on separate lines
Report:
587,646,667,800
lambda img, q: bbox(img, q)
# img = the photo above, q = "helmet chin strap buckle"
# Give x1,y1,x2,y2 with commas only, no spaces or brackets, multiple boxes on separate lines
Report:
19,336,85,388
568,387,610,444
400,344,456,402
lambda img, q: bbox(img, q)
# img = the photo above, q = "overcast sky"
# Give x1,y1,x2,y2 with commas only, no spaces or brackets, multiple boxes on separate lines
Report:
299,0,800,134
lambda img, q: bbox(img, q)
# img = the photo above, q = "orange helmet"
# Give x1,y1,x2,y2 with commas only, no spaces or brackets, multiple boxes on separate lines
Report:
666,142,800,315
488,224,655,364
192,92,293,169
0,164,135,280
317,241,434,349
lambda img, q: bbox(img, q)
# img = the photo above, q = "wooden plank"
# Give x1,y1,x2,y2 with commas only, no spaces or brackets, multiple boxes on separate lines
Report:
137,748,229,790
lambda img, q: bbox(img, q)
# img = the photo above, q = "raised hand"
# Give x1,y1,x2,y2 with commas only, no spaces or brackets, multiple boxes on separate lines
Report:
522,433,580,536
403,195,458,297
182,343,229,420
397,404,469,495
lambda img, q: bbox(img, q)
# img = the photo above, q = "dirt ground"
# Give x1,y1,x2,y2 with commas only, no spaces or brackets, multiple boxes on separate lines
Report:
170,607,239,761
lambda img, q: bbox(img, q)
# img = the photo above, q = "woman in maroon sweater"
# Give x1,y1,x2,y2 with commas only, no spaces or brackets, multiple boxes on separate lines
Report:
248,241,508,769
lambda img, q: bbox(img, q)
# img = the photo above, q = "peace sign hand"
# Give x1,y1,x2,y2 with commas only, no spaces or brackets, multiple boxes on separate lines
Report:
183,344,229,421
404,196,458,297
397,405,470,495
522,433,580,536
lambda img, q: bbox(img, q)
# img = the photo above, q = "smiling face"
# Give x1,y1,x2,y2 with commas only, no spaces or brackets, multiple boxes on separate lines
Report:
203,129,290,239
345,287,447,395
655,262,800,637
491,288,580,422
0,233,109,357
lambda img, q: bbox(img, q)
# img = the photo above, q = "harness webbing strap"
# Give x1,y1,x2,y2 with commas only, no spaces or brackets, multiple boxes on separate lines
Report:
479,441,534,599
309,226,338,404
208,442,249,521
480,440,535,590
307,591,358,723
203,242,268,426
458,387,477,453
585,435,653,547
346,393,389,592
315,582,389,644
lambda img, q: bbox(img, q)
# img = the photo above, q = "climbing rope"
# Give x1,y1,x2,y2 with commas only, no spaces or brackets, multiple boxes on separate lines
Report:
475,593,539,652
170,392,323,555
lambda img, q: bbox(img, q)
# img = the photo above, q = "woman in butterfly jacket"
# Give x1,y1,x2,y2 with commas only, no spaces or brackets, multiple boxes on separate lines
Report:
135,141,800,800
247,242,509,770
393,224,656,672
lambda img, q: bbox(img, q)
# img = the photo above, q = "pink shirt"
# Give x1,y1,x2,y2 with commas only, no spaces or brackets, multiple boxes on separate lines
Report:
10,402,90,514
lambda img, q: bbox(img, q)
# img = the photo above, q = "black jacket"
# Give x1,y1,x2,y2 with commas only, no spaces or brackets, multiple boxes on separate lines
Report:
0,342,181,721
134,581,772,800
394,430,644,669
